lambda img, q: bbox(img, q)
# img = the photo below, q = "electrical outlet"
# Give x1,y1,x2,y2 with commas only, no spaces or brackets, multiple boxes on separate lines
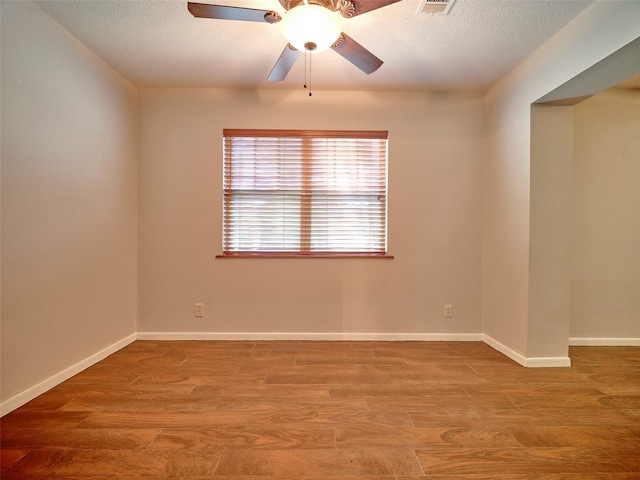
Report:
444,304,453,318
194,303,205,317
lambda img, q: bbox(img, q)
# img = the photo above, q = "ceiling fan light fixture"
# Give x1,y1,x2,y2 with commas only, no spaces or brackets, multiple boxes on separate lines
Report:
281,4,342,53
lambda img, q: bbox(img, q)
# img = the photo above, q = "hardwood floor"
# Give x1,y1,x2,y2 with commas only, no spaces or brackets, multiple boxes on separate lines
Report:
1,341,639,478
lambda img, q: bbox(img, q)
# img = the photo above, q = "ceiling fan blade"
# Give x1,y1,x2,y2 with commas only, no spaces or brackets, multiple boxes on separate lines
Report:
331,33,383,75
349,0,402,17
187,2,281,23
267,44,301,82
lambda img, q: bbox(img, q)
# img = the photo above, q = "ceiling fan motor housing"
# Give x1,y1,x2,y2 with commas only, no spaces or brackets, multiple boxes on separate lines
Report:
279,0,356,18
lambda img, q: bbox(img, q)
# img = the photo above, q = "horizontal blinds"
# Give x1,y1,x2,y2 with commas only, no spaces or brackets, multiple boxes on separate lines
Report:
223,129,388,255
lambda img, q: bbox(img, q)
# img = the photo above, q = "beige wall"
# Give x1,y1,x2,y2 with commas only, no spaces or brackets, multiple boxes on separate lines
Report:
483,1,640,361
571,87,640,340
137,89,484,336
1,1,138,405
529,105,574,358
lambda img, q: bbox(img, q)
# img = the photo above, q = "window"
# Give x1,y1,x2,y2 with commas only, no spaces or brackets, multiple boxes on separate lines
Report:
222,129,388,257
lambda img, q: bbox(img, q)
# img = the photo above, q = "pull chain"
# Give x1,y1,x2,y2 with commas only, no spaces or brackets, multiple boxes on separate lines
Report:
304,49,307,90
303,50,312,97
308,50,312,97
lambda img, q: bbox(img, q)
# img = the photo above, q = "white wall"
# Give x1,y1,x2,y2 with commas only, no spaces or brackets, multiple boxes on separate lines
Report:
483,1,640,361
571,87,640,340
137,89,484,337
529,105,574,360
0,1,138,408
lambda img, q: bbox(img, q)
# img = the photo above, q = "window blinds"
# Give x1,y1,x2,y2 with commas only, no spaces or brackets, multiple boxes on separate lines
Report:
223,129,388,256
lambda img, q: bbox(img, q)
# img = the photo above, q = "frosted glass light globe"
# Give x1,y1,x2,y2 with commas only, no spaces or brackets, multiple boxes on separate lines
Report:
281,4,342,53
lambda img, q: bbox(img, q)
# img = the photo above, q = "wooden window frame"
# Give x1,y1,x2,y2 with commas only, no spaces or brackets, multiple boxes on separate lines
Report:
220,129,391,259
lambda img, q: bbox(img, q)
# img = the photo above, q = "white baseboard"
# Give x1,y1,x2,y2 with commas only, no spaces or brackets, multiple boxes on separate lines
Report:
482,334,571,368
482,334,527,366
137,331,484,342
0,333,137,417
524,356,572,368
569,337,640,346
15,330,623,417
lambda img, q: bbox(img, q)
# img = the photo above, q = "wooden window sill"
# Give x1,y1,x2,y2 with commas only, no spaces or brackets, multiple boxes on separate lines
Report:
216,253,394,259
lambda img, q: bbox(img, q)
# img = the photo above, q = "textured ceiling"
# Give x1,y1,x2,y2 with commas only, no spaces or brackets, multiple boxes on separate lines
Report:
34,0,602,91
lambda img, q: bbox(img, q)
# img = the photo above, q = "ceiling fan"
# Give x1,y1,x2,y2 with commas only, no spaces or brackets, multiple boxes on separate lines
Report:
187,0,402,82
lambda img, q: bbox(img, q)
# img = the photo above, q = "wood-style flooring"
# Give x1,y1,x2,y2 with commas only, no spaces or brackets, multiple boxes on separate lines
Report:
1,340,639,478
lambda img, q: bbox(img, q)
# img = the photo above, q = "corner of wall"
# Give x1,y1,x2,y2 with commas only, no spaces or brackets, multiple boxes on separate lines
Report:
0,334,137,417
